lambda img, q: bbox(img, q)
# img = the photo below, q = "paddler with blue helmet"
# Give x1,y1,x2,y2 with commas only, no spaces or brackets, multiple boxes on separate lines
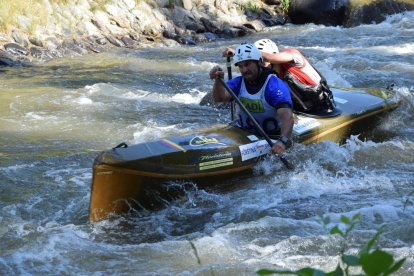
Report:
209,43,294,156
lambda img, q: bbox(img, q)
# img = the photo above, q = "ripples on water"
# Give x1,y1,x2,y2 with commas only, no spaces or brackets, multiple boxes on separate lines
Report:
1,12,414,275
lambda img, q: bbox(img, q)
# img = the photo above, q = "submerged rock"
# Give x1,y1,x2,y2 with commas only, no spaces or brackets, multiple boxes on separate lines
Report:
344,0,414,27
288,0,414,27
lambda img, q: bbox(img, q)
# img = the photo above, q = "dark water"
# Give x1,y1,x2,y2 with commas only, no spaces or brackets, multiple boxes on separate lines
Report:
1,12,414,275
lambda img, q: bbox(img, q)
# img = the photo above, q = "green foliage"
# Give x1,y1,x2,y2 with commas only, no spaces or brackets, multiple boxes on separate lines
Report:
327,213,361,238
257,267,326,275
240,0,261,14
257,213,405,276
90,0,112,13
0,0,122,33
0,0,46,33
280,0,289,15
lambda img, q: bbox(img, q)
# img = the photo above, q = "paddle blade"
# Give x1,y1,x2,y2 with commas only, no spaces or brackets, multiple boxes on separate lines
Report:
280,156,295,170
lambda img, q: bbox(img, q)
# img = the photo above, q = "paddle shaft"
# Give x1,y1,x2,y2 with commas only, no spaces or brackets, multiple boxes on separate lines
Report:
226,57,234,121
217,78,294,170
226,57,233,79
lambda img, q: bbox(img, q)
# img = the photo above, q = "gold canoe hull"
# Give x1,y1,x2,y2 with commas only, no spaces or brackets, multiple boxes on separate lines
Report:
89,87,399,222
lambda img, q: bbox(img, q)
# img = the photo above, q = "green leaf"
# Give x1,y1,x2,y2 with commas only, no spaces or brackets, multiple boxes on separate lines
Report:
256,269,296,275
296,267,326,276
330,226,344,236
385,258,406,275
256,268,276,275
256,268,327,276
361,249,394,275
325,264,344,276
256,269,276,275
340,215,350,225
352,213,361,221
359,229,381,255
342,254,360,266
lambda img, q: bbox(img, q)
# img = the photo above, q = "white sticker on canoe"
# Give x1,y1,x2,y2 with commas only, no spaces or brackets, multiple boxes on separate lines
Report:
334,96,347,104
247,135,259,141
239,140,273,161
293,117,320,135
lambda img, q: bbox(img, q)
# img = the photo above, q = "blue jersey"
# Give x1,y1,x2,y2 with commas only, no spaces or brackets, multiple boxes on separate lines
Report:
226,74,293,109
226,73,292,135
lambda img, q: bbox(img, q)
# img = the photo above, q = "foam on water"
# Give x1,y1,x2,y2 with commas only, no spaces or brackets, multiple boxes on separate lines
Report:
322,43,414,57
186,59,219,71
170,89,207,104
130,87,206,105
132,123,185,142
74,97,93,105
372,43,414,56
44,167,91,187
2,224,95,274
23,111,57,121
0,163,37,173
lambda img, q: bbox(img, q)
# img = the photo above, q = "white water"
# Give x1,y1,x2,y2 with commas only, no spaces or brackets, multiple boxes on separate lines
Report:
1,12,414,275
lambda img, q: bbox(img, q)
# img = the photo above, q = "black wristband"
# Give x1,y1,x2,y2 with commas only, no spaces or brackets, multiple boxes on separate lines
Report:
278,135,292,149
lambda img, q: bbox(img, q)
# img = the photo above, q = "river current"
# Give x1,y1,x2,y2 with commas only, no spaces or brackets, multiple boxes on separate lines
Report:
1,12,414,275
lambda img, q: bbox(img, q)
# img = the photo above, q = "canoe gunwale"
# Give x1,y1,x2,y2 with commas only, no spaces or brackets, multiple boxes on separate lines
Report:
300,106,392,144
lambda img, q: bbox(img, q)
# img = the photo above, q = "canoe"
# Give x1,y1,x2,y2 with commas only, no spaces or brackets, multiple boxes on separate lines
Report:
89,87,399,222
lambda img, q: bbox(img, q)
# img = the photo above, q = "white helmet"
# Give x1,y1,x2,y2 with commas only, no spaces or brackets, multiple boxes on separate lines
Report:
254,39,279,54
233,43,262,65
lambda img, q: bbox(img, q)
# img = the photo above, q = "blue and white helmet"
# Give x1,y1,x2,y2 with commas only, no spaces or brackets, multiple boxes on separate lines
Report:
254,39,279,54
233,43,262,65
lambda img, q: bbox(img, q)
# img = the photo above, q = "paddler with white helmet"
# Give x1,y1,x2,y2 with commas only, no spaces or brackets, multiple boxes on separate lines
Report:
209,43,294,156
223,39,336,113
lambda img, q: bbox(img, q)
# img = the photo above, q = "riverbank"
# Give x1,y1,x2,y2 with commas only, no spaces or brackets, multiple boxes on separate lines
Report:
1,0,413,66
0,0,289,66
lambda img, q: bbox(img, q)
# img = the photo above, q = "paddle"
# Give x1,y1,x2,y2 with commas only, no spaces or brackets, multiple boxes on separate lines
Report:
217,77,294,170
226,57,235,121
226,56,233,80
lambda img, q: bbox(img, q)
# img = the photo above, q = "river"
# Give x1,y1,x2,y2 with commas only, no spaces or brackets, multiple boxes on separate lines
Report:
1,11,414,275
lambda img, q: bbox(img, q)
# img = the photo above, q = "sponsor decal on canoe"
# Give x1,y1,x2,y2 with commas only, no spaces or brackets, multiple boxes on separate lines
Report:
159,134,233,153
247,135,259,141
189,135,226,147
293,117,320,135
199,157,234,171
239,140,272,161
199,152,232,162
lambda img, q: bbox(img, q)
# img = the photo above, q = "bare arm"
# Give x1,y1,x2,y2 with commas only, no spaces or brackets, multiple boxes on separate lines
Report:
262,52,294,64
271,107,294,155
277,107,294,138
209,66,233,102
